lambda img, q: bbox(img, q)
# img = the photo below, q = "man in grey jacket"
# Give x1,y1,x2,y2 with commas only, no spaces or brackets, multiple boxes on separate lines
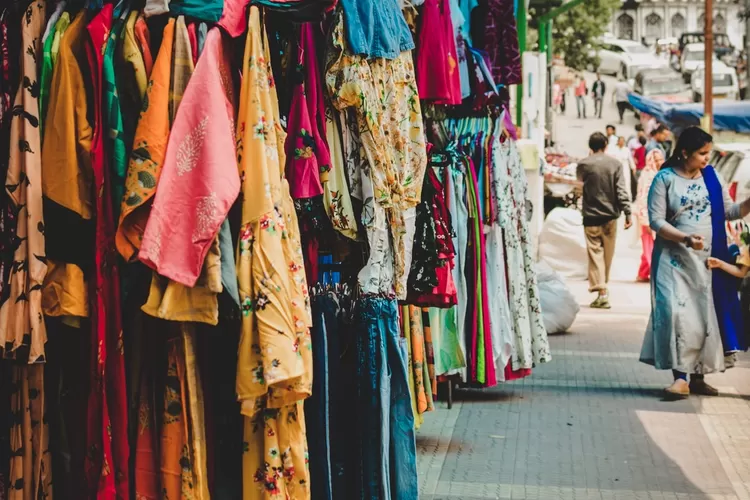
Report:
576,132,632,309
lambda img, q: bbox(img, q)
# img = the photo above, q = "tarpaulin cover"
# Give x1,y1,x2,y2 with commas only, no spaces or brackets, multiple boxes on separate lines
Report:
628,93,750,135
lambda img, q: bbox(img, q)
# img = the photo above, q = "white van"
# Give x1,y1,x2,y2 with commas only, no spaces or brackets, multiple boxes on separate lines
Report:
691,61,740,102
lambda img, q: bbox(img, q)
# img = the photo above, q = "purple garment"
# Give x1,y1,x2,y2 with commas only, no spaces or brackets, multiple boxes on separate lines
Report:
478,0,521,86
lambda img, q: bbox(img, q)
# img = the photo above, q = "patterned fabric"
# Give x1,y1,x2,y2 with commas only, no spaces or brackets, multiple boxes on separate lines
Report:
326,12,428,299
117,19,175,262
84,6,130,498
284,24,328,200
139,25,240,288
641,167,740,374
7,365,52,500
494,140,551,370
636,149,663,227
236,7,312,499
160,328,210,500
480,0,521,86
322,112,357,240
1,0,47,363
403,305,434,415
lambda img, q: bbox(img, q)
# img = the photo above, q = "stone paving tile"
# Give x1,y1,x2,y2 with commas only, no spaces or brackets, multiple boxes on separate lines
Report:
416,279,750,500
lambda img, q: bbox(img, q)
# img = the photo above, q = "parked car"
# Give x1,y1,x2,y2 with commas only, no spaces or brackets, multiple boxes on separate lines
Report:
712,143,750,205
678,32,734,60
593,38,666,84
690,60,739,102
632,69,691,103
680,42,716,82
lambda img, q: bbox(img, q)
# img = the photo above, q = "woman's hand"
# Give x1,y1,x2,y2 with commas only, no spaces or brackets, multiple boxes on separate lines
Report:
686,234,705,250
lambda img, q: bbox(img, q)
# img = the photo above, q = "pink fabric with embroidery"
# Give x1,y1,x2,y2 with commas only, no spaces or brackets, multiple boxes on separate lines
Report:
139,28,240,286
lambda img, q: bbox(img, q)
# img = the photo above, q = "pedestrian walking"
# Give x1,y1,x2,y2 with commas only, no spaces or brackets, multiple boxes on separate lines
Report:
646,124,671,157
592,73,606,119
576,132,632,309
605,124,617,147
635,149,663,282
607,135,635,198
575,75,587,119
639,126,750,399
613,77,630,124
560,87,567,114
553,80,562,112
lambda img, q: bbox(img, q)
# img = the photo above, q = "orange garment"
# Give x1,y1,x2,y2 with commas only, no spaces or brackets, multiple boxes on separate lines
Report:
134,14,154,76
41,12,93,321
117,20,175,262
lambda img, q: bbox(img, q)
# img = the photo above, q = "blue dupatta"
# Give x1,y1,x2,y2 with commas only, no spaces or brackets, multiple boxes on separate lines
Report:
703,165,747,353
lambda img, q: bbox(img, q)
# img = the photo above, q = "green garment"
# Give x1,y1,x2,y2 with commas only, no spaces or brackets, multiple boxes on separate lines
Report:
169,0,223,22
39,12,71,138
103,14,128,221
429,307,466,376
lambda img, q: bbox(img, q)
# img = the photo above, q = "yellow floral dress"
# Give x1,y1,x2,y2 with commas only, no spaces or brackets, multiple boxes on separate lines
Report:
236,7,313,500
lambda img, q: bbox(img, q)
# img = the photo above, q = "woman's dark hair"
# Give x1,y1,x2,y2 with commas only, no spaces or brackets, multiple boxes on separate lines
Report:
588,132,608,152
661,126,713,169
639,135,647,146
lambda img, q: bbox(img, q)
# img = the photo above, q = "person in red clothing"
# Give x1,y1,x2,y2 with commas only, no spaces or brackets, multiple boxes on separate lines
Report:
633,135,647,171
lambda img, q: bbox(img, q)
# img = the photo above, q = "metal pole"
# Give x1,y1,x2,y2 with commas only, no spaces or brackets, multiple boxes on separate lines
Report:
705,0,713,132
516,0,527,130
745,0,750,100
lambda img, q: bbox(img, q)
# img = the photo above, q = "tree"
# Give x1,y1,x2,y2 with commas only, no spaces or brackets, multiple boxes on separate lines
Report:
530,0,621,70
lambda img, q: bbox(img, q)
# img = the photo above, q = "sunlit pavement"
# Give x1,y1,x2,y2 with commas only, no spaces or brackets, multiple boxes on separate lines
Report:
416,76,750,500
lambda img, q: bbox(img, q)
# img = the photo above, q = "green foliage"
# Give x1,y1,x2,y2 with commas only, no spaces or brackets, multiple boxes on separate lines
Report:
530,0,621,70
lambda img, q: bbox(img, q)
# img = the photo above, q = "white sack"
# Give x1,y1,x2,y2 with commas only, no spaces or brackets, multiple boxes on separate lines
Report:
536,261,579,334
538,207,587,280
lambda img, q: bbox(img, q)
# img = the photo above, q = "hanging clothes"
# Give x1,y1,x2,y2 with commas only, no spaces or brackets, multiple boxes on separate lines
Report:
236,7,312,499
83,5,130,497
326,12,427,300
116,19,175,263
415,0,462,105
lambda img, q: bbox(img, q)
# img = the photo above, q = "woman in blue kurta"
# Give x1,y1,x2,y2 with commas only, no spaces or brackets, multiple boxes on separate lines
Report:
640,126,750,399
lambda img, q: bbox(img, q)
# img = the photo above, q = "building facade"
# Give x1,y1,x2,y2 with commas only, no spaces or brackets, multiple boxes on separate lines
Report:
610,0,745,48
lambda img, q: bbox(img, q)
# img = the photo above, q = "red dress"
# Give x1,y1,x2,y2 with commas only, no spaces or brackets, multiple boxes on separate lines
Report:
415,0,462,105
86,7,130,498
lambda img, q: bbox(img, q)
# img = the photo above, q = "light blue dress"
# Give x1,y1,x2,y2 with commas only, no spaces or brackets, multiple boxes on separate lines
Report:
640,168,740,374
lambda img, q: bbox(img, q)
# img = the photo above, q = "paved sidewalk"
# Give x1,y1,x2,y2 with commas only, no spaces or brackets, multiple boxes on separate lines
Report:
416,273,750,500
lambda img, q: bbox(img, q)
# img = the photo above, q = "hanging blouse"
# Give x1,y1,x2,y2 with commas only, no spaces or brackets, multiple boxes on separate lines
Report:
1,0,48,362
326,12,428,298
41,12,95,321
236,7,312,499
138,26,240,288
117,19,175,262
415,0,462,105
322,111,358,240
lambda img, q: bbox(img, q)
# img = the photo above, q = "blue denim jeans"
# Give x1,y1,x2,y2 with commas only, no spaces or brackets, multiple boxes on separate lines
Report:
340,0,415,59
306,297,332,500
355,297,419,500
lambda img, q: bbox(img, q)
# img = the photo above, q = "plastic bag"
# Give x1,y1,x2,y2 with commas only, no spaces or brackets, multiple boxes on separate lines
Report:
537,260,579,334
538,207,588,280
